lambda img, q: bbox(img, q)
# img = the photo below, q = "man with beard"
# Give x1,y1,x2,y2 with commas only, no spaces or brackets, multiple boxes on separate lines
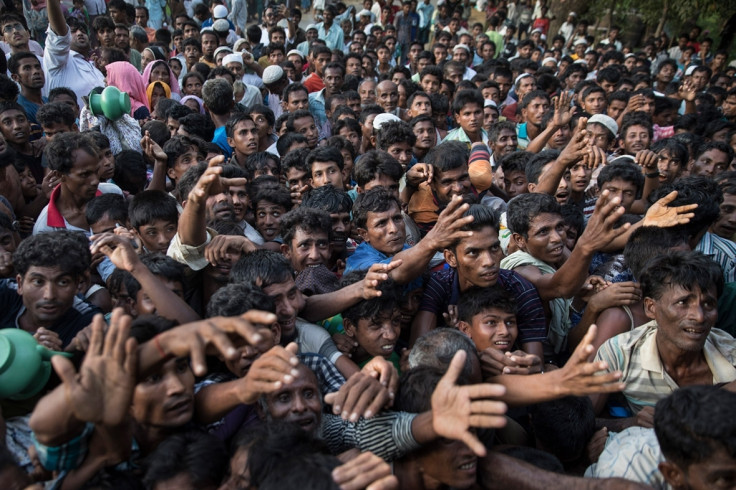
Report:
45,0,104,107
0,230,100,349
8,52,46,125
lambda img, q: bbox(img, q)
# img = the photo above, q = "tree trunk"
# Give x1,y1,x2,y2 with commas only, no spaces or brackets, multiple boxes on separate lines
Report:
718,12,736,50
654,0,668,38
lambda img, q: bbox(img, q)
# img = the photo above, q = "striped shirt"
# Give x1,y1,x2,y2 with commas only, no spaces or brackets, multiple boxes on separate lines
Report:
321,411,419,461
695,231,736,283
595,321,736,414
418,268,548,344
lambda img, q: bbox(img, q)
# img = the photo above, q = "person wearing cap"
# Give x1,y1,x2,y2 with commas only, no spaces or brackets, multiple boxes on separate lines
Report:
587,114,619,155
214,46,233,66
297,24,319,58
213,19,238,47
451,44,477,81
571,37,587,61
222,54,262,108
531,5,550,37
501,73,536,121
286,50,305,81
558,12,576,43
262,65,288,119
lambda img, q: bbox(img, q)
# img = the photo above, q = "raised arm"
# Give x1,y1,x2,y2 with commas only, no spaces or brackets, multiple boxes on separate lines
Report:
47,0,69,36
526,92,573,154
513,190,627,301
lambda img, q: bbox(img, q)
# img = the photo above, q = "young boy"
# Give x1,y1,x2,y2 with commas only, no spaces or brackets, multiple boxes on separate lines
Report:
226,113,260,169
129,190,180,254
163,135,201,189
252,184,292,247
306,146,345,189
443,89,487,145
341,271,402,370
36,102,77,141
457,285,522,360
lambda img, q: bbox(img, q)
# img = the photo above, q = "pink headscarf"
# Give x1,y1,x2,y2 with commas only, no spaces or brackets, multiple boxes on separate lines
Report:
142,60,181,96
105,61,150,113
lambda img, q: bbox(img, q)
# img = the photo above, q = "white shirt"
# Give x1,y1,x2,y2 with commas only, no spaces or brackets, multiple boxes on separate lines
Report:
43,27,105,108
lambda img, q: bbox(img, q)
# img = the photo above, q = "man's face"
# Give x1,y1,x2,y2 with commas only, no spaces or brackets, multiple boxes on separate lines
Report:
461,307,518,353
288,54,304,75
565,70,584,90
131,357,195,428
416,57,430,73
96,27,114,48
135,8,148,26
228,185,249,222
569,161,592,195
114,27,129,49
582,91,607,115
408,44,422,64
432,164,472,205
452,49,469,65
490,128,518,157
656,149,684,184
517,77,537,98
184,45,202,67
607,99,626,121
11,56,44,90
645,283,718,353
623,124,651,154
183,24,198,39
663,447,736,490
135,219,177,254
2,20,29,48
522,97,549,126
338,126,361,152
445,68,462,85
492,75,512,100
0,109,30,146
61,149,100,201
328,211,351,254
255,200,286,242
347,309,401,359
166,146,198,182
360,203,406,256
413,120,436,151
503,170,528,199
284,228,331,272
346,56,362,77
481,43,495,60
262,364,322,435
109,6,127,23
311,160,344,189
455,102,483,136
284,90,309,115
691,70,709,91
445,226,502,291
711,193,736,239
359,80,377,105
293,116,319,148
313,53,331,77
689,149,730,178
42,122,74,141
433,46,447,65
228,119,259,157
201,33,218,58
17,266,80,326
263,278,306,338
549,124,571,150
376,81,398,113
324,68,343,98
481,87,500,104
420,74,441,95
70,26,90,52
515,212,566,264
268,50,284,65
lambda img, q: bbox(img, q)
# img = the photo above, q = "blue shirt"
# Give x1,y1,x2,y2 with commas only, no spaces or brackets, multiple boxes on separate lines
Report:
346,242,423,291
212,126,232,159
17,94,47,125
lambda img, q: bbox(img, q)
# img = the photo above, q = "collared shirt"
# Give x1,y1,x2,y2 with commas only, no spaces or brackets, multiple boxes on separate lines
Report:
317,22,344,51
442,127,489,147
33,183,122,236
695,231,736,283
595,321,736,414
309,89,327,127
43,26,105,108
417,2,434,28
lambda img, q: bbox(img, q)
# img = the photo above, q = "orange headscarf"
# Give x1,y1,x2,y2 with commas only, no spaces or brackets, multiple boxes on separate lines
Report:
146,81,172,109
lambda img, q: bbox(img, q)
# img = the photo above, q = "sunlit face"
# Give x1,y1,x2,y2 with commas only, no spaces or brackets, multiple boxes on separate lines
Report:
432,165,472,205
514,212,566,265
346,308,401,359
359,203,406,256
460,307,517,352
622,124,651,154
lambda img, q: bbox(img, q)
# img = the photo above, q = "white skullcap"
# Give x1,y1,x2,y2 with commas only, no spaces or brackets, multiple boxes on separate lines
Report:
223,53,243,66
588,114,618,137
213,5,228,18
262,65,285,84
372,113,402,130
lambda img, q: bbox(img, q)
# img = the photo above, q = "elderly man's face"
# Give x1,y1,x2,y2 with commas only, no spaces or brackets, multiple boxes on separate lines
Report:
376,81,399,113
261,363,322,435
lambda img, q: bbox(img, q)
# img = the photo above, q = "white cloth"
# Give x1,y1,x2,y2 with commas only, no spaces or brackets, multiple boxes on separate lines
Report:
43,27,105,108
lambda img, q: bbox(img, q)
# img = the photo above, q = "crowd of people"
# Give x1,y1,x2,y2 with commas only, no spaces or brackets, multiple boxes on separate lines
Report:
0,0,736,487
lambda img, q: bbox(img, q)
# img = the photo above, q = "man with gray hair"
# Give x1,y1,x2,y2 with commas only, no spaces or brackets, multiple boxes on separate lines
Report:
129,25,149,54
202,78,235,158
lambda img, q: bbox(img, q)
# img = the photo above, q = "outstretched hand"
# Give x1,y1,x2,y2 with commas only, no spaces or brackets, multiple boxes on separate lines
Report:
431,350,507,456
642,190,697,228
188,156,248,204
52,310,138,426
360,260,403,299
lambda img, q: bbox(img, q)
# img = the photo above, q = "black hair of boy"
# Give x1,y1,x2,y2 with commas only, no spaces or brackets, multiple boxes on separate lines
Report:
279,207,333,245
457,285,517,324
128,190,179,230
506,192,561,239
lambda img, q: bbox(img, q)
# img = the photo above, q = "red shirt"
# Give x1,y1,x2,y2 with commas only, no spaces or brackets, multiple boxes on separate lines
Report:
303,73,324,93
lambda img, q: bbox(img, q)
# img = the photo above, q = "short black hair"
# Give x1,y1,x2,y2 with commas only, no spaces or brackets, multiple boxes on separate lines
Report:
128,190,179,229
426,140,469,174
375,120,416,150
623,226,687,280
280,207,333,245
306,145,344,171
45,133,98,174
301,185,352,214
525,150,559,185
86,193,128,227
353,150,402,188
14,230,91,278
597,160,645,199
206,282,276,318
125,253,186,299
352,187,401,229
458,285,517,324
340,270,400,325
640,250,724,301
507,192,561,239
230,249,294,288
143,431,228,489
37,102,76,128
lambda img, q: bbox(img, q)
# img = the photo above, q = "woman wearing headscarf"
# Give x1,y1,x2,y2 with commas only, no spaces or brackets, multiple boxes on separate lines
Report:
179,95,206,114
143,59,181,100
147,81,171,113
141,46,167,72
105,61,151,120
